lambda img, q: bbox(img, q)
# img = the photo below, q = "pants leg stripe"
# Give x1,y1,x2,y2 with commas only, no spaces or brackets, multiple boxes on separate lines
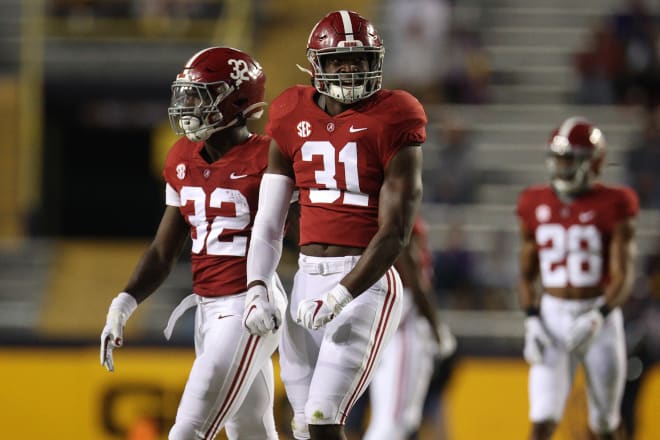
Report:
204,334,260,439
340,268,398,424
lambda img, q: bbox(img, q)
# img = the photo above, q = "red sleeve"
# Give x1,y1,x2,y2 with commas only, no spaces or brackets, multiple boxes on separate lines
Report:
265,86,302,162
162,138,185,186
516,188,533,229
516,188,538,231
380,91,427,167
617,186,639,221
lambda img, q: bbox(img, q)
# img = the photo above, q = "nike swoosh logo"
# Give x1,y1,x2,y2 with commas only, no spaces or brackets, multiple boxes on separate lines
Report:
578,211,595,223
349,126,368,133
230,172,248,179
218,314,236,320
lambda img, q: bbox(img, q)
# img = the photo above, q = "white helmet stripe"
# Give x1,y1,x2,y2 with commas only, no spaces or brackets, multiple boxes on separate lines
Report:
339,10,354,40
558,116,587,137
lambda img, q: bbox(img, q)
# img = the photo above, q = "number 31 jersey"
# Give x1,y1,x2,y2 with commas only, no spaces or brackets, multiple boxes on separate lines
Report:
162,135,269,297
516,183,639,289
266,85,427,248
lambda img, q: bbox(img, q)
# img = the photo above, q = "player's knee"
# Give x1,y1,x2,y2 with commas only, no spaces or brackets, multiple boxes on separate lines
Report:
304,398,340,425
531,420,557,440
168,421,201,440
291,413,310,440
588,412,620,435
364,423,408,440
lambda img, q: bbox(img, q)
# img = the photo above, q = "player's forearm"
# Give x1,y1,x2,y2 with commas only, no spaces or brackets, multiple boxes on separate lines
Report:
123,246,178,303
518,279,539,313
413,288,441,341
246,173,294,286
603,242,637,308
341,229,405,296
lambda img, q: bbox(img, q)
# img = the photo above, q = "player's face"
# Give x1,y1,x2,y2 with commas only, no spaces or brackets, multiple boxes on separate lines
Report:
322,52,370,75
549,155,578,180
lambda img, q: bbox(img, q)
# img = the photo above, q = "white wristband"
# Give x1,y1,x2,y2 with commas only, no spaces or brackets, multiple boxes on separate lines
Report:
109,292,138,318
328,284,353,314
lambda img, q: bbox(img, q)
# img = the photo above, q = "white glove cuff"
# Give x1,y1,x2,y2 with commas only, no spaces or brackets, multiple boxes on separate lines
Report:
109,292,138,319
327,284,353,314
524,316,542,329
246,284,268,302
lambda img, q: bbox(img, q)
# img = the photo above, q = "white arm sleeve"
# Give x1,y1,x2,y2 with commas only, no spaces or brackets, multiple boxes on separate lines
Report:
247,173,295,285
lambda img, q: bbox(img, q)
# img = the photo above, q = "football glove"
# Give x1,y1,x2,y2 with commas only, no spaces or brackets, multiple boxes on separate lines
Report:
297,284,353,330
243,284,281,336
565,308,604,353
100,292,138,372
523,316,553,365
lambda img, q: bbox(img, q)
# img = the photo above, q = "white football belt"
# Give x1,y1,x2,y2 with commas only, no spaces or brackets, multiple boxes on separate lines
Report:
163,294,198,340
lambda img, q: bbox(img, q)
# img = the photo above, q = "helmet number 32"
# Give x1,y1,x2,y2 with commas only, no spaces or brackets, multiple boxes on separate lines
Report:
536,223,602,288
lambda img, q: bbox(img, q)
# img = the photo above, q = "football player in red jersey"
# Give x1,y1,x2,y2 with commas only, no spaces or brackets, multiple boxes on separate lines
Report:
361,216,447,440
99,47,287,440
517,117,639,440
242,10,426,440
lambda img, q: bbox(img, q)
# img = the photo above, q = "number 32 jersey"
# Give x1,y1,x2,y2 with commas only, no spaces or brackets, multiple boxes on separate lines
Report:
162,135,270,297
266,85,427,248
516,183,639,289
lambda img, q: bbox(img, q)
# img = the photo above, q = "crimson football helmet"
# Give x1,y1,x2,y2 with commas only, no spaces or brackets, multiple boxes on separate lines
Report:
168,47,266,142
304,10,384,104
546,117,606,195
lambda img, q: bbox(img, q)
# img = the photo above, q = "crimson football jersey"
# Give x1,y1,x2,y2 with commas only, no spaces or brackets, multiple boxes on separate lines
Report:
517,183,638,289
162,134,269,296
266,85,427,248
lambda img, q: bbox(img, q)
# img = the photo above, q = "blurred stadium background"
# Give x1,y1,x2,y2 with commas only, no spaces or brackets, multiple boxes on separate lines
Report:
1,0,659,439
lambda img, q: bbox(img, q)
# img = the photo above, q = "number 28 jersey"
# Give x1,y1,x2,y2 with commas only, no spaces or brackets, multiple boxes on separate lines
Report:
266,85,427,248
516,183,639,289
162,135,269,297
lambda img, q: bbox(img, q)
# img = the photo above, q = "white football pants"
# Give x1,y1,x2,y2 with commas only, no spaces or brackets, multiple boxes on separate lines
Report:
168,276,287,440
279,254,403,440
362,288,437,440
529,294,626,434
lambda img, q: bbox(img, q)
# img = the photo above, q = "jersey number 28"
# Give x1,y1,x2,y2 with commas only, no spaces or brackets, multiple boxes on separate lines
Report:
536,223,603,288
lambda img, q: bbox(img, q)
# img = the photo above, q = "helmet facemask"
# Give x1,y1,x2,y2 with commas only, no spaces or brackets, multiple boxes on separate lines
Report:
168,81,236,142
308,46,384,104
546,150,594,195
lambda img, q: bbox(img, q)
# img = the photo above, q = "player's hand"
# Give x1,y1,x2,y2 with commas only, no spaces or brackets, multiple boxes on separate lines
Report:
243,284,282,336
565,308,604,352
100,292,138,372
523,316,553,365
297,284,353,330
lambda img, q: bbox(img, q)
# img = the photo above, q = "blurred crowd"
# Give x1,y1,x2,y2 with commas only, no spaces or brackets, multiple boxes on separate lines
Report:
49,0,493,105
573,0,660,109
49,0,224,20
380,0,492,105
